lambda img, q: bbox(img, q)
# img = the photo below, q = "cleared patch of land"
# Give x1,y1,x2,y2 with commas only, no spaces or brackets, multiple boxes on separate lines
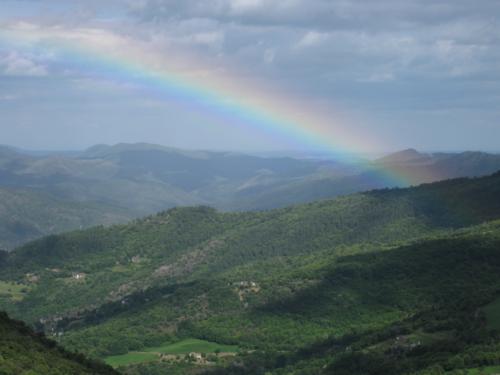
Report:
144,338,238,354
104,338,238,367
105,352,158,367
0,281,30,302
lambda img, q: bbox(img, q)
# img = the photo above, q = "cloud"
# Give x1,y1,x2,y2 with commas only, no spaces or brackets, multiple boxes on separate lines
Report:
229,0,265,14
295,31,329,48
130,0,500,31
0,51,48,76
126,1,500,81
3,1,499,109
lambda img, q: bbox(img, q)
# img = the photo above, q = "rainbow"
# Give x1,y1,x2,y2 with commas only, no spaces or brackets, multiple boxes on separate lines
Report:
0,23,439,186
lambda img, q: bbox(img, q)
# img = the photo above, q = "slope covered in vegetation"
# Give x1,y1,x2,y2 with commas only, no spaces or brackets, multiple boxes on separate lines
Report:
1,172,500,374
205,221,500,374
0,311,117,375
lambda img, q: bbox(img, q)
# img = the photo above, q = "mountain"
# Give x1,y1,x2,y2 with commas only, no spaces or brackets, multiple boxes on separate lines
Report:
1,172,500,374
376,148,432,164
375,149,500,184
233,150,500,210
0,310,117,375
1,143,500,250
0,143,332,249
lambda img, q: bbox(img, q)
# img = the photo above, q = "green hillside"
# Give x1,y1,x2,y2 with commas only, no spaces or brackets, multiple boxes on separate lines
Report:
1,172,500,374
0,311,117,375
208,222,500,374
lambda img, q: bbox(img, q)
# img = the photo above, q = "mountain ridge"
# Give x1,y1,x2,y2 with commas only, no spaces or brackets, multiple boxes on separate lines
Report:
1,143,500,251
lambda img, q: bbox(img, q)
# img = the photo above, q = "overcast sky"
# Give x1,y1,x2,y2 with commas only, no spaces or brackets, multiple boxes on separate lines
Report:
0,0,499,153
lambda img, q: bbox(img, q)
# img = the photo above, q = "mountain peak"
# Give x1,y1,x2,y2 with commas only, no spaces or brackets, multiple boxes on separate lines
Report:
376,148,429,164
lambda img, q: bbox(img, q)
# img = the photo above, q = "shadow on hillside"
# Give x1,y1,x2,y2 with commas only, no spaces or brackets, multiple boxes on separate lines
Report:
254,232,500,319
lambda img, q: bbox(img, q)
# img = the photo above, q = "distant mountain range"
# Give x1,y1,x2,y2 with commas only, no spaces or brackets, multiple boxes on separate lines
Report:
1,143,499,250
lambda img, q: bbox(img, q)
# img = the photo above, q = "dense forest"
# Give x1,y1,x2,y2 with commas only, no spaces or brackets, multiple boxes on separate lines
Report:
1,172,500,374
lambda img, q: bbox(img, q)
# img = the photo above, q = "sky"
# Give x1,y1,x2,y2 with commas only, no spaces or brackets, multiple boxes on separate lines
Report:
0,0,499,153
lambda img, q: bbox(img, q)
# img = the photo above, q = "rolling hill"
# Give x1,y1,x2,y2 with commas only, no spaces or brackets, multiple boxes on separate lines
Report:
1,172,500,374
0,143,335,249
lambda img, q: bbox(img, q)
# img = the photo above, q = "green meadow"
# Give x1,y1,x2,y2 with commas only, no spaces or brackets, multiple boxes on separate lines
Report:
0,281,29,302
104,338,238,367
144,338,238,354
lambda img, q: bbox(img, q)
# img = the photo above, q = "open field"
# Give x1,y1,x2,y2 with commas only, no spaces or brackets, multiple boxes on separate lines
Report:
0,281,29,302
144,338,238,354
104,352,158,367
104,338,238,367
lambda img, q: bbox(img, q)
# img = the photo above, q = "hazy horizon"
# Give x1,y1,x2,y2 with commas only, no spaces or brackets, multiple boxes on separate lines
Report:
2,141,500,159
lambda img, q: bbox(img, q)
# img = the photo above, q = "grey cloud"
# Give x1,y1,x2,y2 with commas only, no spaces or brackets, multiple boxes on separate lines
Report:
128,1,500,79
130,0,500,32
124,0,500,120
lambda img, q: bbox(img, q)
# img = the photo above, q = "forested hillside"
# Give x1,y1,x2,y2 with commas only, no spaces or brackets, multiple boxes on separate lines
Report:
207,222,500,374
0,311,117,375
1,172,500,374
